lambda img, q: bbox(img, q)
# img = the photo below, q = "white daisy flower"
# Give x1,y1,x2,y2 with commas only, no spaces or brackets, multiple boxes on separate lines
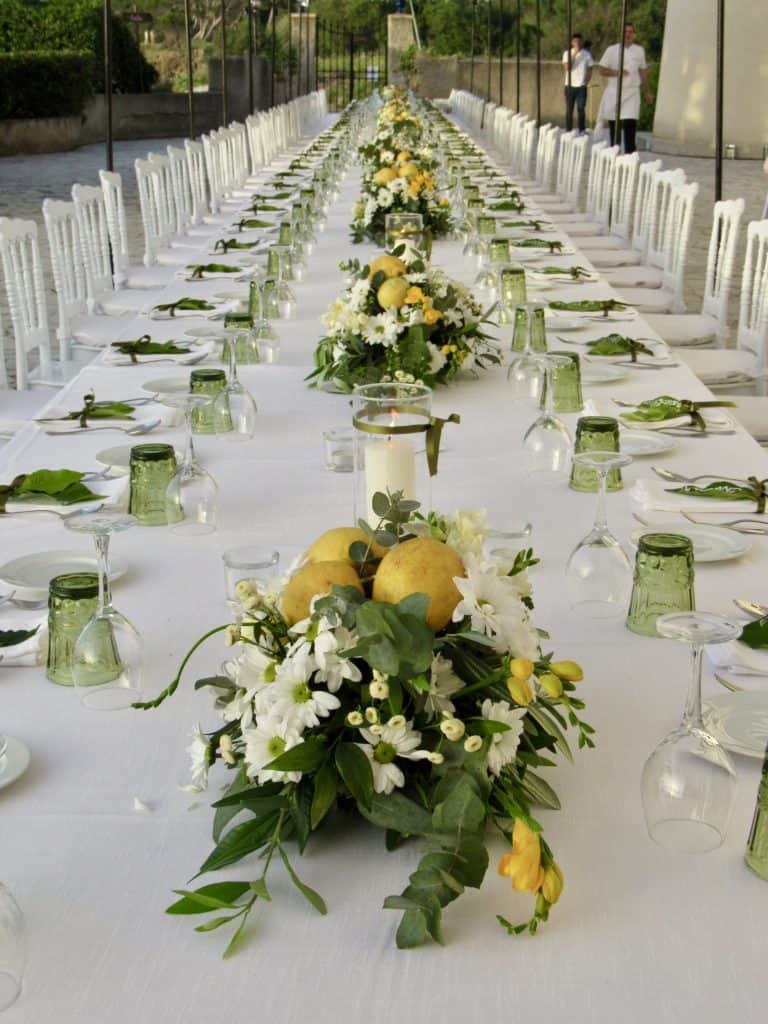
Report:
242,717,303,784
452,554,539,658
445,508,488,559
424,653,463,719
358,719,431,795
480,698,527,776
186,725,210,790
314,624,362,692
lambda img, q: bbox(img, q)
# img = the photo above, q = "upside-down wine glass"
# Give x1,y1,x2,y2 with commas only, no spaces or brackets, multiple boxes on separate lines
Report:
565,452,634,617
0,882,25,1011
161,392,219,535
66,511,144,710
507,301,546,406
641,611,742,853
214,333,257,442
522,354,572,480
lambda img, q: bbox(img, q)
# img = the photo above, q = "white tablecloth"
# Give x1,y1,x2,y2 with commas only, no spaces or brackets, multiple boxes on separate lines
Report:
2,124,767,1024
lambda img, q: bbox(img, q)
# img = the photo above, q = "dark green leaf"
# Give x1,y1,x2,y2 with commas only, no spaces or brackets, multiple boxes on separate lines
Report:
358,791,432,835
395,907,430,948
310,762,337,829
279,847,327,915
166,881,251,915
335,743,374,810
670,481,756,502
518,769,562,810
431,774,486,835
249,878,271,900
264,736,327,772
0,627,38,648
198,813,279,873
740,615,768,649
212,767,251,842
290,779,313,852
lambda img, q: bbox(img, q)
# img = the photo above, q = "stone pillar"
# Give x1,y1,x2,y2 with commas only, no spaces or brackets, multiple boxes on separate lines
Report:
653,0,768,158
290,12,318,96
388,13,416,87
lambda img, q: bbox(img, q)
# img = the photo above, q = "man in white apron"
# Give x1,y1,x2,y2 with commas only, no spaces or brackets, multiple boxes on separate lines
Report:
597,23,654,154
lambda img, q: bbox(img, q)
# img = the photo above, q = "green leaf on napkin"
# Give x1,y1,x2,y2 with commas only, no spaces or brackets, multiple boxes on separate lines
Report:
0,626,38,648
0,469,103,513
513,238,563,252
236,218,273,232
550,298,628,314
213,238,257,253
586,335,655,362
112,336,192,362
538,265,592,279
669,477,768,513
186,263,241,280
489,199,524,211
503,219,548,231
740,615,768,649
151,299,215,318
623,395,736,429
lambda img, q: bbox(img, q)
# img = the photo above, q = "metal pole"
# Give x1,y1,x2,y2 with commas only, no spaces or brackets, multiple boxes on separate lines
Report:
287,0,293,100
348,31,354,105
535,0,541,125
486,0,492,103
248,1,255,113
270,0,277,106
515,0,520,112
298,1,303,95
614,0,629,148
103,0,114,171
306,8,311,94
498,0,504,106
221,0,228,125
314,14,318,92
566,0,573,125
469,0,477,94
715,0,725,201
184,0,194,135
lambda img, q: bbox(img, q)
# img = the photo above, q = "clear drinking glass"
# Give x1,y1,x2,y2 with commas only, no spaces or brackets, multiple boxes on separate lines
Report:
641,611,742,853
160,392,219,536
0,883,25,1012
522,354,573,480
565,452,634,618
507,302,547,406
222,547,280,608
213,334,257,442
324,427,355,472
66,511,144,710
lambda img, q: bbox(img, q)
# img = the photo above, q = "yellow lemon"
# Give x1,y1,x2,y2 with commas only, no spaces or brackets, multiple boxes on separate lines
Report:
398,161,419,179
368,254,406,280
377,276,410,310
306,527,387,565
372,167,398,187
372,537,465,632
281,561,363,626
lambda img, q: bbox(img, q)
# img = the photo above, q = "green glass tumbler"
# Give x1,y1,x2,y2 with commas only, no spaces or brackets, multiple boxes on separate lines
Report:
512,305,547,353
626,534,695,637
477,216,496,237
46,573,117,686
129,443,177,525
190,368,231,435
745,743,768,881
266,249,281,277
500,266,527,306
569,417,622,492
278,221,292,245
467,197,484,212
539,350,583,414
489,237,511,265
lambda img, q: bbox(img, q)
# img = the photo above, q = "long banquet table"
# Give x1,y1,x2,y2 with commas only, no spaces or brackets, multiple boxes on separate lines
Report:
2,119,767,1024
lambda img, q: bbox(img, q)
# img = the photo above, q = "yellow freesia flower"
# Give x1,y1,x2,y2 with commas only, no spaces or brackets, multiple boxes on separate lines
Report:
403,286,425,305
423,308,442,325
507,675,533,706
541,862,564,905
498,819,544,894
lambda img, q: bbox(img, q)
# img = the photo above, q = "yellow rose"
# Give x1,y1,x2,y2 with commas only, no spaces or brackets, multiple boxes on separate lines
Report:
423,308,442,325
549,660,584,682
498,819,544,894
541,862,564,905
507,675,533,706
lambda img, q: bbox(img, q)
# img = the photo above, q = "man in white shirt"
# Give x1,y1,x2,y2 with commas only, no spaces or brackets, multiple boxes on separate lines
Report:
562,33,593,134
597,23,654,154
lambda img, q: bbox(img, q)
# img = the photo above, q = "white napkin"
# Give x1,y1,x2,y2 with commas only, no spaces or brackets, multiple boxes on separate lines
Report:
4,475,128,514
0,613,47,668
619,408,735,432
174,269,245,282
630,477,765,514
102,342,213,366
149,306,228,321
707,640,768,679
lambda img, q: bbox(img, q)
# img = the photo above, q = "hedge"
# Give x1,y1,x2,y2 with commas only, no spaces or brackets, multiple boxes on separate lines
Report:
0,0,156,94
0,51,96,120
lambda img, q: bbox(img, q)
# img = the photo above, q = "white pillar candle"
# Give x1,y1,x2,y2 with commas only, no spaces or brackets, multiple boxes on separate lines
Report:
364,438,416,516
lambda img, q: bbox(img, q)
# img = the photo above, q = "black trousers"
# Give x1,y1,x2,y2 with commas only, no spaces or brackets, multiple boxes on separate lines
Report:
564,85,587,133
607,119,637,154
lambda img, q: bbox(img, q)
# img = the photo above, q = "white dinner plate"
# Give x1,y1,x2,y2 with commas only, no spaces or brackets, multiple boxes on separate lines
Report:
141,376,193,396
618,430,676,456
213,288,249,302
703,692,768,758
0,737,31,791
581,363,628,384
95,445,181,476
183,325,228,341
629,522,752,562
544,316,584,332
0,551,127,602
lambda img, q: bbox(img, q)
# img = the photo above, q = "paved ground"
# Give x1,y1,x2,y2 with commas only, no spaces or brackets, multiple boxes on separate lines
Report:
0,136,766,388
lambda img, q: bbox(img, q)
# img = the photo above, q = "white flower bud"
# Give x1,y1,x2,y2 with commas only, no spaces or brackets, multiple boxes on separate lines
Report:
365,706,379,724
346,711,364,727
235,580,257,600
428,751,445,765
241,594,261,612
369,723,385,736
464,735,483,753
369,680,390,700
440,718,465,741
218,734,236,765
224,624,241,647
388,714,406,729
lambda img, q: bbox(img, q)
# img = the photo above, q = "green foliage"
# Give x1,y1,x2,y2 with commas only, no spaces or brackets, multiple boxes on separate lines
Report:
0,51,95,119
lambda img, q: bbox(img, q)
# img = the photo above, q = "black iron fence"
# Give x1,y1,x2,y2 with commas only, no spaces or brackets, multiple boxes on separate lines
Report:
316,22,387,112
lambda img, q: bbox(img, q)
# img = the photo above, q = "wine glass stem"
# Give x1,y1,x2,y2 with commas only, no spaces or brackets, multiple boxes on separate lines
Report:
228,336,239,386
593,467,608,533
94,532,112,612
682,643,704,729
543,364,555,418
183,408,196,470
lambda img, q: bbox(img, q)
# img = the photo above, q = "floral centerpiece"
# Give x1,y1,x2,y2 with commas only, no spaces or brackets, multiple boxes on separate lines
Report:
308,246,500,391
352,94,452,245
136,494,592,956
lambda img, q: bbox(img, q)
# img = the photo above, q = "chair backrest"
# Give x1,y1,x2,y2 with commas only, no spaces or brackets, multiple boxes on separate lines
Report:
0,217,53,389
582,140,608,217
645,168,686,270
184,140,209,225
587,143,619,225
71,184,114,310
135,157,170,266
737,219,768,365
167,145,193,236
202,132,225,214
661,180,699,312
147,153,176,239
518,118,537,179
699,198,744,336
630,159,662,256
554,130,576,196
608,151,639,240
99,170,132,288
535,125,559,192
0,307,9,389
42,198,91,358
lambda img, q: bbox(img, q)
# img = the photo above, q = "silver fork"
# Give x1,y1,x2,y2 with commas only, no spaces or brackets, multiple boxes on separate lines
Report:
681,512,768,534
2,502,105,521
652,467,748,485
44,418,161,437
